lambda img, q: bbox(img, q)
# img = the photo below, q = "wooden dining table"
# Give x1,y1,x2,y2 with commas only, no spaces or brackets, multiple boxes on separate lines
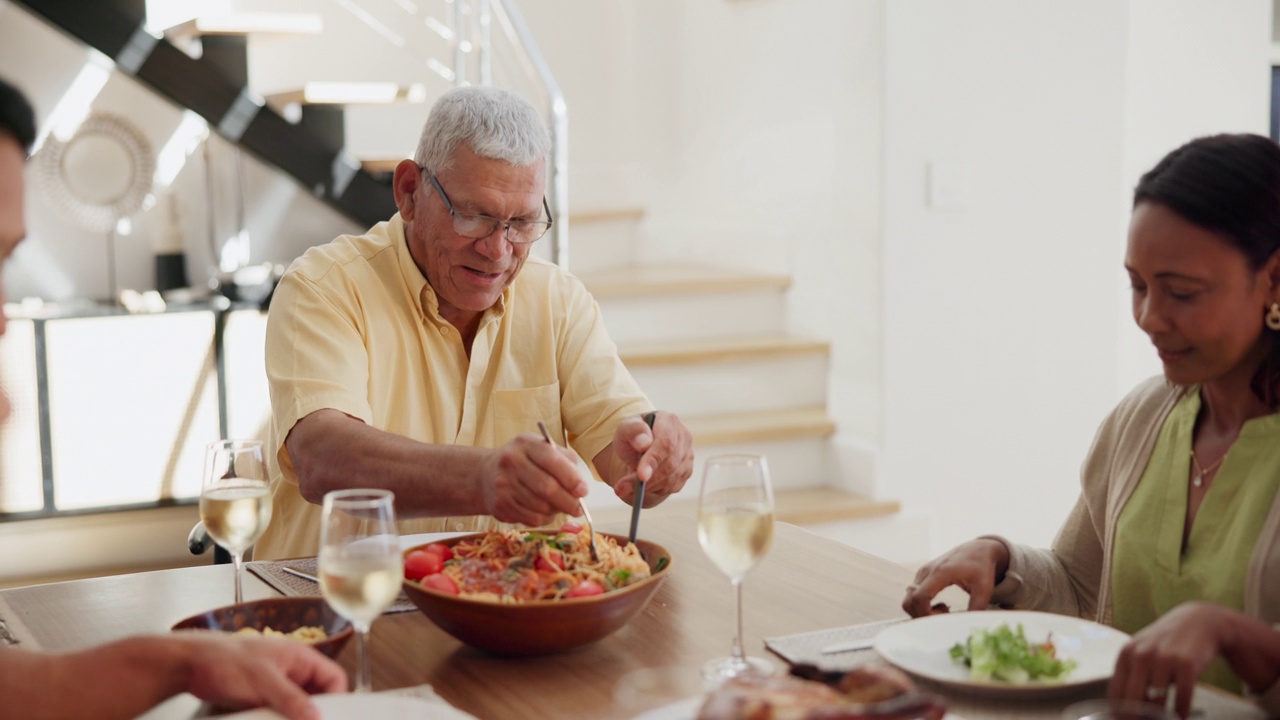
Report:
0,514,1266,720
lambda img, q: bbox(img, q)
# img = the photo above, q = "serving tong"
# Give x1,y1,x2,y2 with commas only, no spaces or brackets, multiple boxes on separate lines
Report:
537,421,599,562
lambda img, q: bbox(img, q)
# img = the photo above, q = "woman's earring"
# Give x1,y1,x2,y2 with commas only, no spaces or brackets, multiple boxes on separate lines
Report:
1267,302,1280,331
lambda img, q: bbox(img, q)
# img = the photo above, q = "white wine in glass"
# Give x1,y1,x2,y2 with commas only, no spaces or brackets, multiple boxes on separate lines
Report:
318,489,399,693
697,454,775,683
199,439,271,604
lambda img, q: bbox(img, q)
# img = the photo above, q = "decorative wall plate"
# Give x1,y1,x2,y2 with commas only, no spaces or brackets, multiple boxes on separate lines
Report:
36,112,155,232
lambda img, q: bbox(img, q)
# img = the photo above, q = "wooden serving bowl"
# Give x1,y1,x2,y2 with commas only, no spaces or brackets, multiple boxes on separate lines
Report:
401,531,673,656
171,596,354,659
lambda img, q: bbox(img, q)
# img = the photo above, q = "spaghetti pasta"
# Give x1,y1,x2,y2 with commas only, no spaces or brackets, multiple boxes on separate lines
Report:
442,527,651,603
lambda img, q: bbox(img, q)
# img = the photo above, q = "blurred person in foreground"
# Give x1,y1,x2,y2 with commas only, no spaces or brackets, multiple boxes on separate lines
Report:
254,86,693,560
903,134,1280,717
0,77,347,720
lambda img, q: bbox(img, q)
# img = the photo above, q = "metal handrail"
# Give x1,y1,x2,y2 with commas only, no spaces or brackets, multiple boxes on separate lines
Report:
450,0,568,269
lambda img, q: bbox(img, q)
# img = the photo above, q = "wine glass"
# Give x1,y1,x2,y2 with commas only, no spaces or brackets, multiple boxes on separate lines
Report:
318,489,400,693
697,454,775,683
199,439,271,604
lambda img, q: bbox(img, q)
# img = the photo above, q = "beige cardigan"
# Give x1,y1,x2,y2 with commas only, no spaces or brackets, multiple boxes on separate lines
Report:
986,376,1280,713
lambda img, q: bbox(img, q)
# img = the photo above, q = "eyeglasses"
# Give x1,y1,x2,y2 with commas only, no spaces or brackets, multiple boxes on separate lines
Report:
423,168,552,245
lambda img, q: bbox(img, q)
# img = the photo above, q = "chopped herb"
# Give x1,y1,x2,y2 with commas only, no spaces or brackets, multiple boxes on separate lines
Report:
654,556,669,572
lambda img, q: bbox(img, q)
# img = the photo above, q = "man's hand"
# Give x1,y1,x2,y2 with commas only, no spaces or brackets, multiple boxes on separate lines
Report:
179,633,348,720
481,432,589,526
608,411,694,506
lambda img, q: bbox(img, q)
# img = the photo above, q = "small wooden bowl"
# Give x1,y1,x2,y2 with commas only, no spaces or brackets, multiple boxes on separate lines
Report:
402,532,673,656
171,596,353,659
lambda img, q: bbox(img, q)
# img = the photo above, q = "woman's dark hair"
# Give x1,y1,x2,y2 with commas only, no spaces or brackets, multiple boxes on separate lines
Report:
0,77,36,155
1134,133,1280,406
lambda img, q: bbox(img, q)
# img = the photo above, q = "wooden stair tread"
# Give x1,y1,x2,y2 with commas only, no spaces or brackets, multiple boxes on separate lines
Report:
619,335,828,367
165,13,323,39
266,82,428,107
684,406,835,446
581,264,791,299
568,207,645,224
361,157,411,174
590,486,899,527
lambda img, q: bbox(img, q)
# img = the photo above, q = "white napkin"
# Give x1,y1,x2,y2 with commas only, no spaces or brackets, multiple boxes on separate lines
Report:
216,684,477,719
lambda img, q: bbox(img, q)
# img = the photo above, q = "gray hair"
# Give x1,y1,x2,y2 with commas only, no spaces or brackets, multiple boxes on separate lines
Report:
413,86,550,172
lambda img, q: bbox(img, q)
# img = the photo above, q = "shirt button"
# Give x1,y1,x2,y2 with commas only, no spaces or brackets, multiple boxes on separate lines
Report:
454,522,464,530
439,326,448,335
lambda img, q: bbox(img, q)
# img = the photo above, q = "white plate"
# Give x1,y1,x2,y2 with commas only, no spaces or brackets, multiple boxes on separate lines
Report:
633,695,966,719
220,693,476,719
873,610,1130,698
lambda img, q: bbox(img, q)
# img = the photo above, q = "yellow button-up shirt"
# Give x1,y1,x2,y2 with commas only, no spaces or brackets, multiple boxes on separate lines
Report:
254,214,650,559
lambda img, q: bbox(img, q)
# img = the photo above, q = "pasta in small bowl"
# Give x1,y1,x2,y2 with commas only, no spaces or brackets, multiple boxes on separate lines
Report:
171,596,353,659
400,523,673,656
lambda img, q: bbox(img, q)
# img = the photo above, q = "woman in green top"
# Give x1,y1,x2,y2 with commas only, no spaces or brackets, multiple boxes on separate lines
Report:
902,133,1280,718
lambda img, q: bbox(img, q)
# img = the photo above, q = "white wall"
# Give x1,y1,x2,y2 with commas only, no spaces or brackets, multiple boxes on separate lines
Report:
1117,0,1272,392
881,0,1273,560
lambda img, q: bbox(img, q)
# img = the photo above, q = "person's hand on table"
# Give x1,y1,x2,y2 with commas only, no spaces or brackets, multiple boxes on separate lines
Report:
179,633,348,719
902,538,1010,617
609,411,694,507
1108,601,1280,719
481,432,587,526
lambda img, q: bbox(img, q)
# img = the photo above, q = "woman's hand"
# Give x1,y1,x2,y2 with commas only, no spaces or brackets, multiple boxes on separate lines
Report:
1110,601,1280,719
1108,601,1224,718
901,538,1010,617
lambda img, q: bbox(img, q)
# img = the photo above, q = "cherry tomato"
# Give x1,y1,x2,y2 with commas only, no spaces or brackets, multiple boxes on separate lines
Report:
424,542,454,561
566,580,605,598
404,549,443,580
423,572,459,595
559,522,583,534
535,551,565,573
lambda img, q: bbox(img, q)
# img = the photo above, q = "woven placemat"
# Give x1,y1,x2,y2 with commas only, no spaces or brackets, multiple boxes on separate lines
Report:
246,557,417,614
765,617,908,673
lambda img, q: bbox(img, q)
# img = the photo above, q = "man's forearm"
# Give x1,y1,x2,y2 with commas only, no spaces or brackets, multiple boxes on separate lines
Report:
287,409,494,517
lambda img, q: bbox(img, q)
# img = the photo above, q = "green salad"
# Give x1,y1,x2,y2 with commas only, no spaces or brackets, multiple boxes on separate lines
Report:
949,623,1077,684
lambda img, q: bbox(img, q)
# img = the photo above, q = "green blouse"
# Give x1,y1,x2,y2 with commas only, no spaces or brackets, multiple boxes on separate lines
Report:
1111,389,1280,694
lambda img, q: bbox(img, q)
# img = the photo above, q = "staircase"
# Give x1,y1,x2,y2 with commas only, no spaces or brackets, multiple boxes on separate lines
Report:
570,213,902,540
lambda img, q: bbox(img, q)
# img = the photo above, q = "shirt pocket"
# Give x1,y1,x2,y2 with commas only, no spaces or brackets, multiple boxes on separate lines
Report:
491,382,562,445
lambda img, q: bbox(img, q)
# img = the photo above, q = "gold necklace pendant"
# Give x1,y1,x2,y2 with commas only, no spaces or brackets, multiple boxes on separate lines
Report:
1189,449,1224,490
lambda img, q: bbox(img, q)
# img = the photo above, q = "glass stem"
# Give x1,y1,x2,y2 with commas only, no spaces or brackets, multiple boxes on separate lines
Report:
233,552,243,604
731,577,745,662
355,626,371,692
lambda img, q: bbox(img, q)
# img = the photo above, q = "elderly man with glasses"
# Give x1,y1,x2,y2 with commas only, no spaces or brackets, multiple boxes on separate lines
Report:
255,86,693,560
